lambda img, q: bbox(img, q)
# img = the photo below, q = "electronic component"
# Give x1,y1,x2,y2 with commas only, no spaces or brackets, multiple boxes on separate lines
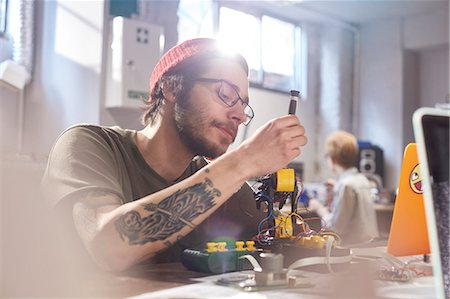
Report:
253,253,287,286
378,268,411,282
181,240,260,274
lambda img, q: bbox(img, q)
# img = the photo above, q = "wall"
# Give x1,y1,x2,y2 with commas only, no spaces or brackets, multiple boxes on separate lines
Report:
0,85,21,153
359,20,404,191
419,45,449,107
403,45,449,148
0,1,105,159
359,10,449,190
402,50,419,149
403,11,449,50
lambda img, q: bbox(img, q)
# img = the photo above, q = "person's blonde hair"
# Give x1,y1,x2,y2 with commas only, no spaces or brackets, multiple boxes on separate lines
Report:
325,130,359,168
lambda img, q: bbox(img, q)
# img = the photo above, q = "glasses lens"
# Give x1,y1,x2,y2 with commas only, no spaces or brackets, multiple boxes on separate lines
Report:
218,81,239,106
216,79,253,126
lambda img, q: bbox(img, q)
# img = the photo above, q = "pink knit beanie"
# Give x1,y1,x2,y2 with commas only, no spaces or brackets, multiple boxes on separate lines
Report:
149,38,248,96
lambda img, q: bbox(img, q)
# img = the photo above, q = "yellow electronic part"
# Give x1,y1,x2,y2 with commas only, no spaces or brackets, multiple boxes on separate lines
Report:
275,169,295,192
217,242,228,252
296,235,330,249
246,240,256,251
206,242,218,252
274,215,293,238
235,241,245,251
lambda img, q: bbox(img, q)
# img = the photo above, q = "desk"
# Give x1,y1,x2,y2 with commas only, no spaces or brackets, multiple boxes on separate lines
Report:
375,203,394,238
78,257,436,299
73,262,209,298
9,246,434,298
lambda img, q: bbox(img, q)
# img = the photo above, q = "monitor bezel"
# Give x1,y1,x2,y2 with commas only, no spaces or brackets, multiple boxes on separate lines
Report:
413,107,450,299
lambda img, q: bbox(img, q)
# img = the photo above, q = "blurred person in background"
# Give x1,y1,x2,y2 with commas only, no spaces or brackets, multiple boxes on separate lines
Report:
308,130,378,245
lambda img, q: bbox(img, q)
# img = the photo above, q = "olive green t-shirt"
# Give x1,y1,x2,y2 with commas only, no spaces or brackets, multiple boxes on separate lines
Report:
42,124,265,264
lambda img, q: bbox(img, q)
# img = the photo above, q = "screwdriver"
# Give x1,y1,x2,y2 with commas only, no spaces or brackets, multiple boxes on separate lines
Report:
289,90,300,115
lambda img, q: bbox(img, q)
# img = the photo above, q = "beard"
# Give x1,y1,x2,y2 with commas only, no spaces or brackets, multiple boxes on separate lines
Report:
174,94,237,159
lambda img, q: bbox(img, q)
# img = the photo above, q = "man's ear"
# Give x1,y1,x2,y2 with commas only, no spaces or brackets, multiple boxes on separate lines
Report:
161,82,176,103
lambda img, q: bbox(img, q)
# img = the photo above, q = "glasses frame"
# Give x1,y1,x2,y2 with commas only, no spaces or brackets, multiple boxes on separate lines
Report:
194,78,254,126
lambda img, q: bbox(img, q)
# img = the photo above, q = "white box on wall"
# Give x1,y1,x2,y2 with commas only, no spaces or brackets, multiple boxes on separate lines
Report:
105,17,164,109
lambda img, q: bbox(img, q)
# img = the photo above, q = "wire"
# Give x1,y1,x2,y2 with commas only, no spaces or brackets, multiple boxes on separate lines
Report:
256,209,277,245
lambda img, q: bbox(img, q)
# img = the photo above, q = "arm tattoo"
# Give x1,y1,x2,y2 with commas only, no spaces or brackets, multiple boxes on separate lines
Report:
115,178,221,245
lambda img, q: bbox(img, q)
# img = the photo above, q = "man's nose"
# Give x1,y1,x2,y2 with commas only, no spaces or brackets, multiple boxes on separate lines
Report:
228,101,247,125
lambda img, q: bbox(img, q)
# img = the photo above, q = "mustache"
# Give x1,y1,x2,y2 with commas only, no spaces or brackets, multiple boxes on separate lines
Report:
212,120,238,140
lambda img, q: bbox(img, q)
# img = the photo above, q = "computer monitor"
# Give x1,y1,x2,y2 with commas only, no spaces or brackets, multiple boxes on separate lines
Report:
413,107,450,299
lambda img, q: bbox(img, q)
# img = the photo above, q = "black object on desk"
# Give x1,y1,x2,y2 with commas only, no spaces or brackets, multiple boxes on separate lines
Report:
181,249,260,274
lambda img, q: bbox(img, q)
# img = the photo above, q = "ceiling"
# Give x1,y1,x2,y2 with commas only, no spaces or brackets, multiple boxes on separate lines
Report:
292,0,449,25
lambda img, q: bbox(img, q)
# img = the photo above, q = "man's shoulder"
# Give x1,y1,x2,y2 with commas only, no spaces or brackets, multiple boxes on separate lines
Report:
58,124,134,144
53,124,134,154
62,124,126,137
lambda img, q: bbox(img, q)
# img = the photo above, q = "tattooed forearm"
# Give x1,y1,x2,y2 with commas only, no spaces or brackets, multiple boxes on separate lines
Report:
115,178,221,245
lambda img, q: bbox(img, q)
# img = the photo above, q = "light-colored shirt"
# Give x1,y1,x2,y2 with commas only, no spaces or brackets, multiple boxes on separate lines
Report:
324,167,379,245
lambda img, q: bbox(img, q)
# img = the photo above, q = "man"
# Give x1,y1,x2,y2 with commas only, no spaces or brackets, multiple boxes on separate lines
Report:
309,131,378,245
42,38,307,272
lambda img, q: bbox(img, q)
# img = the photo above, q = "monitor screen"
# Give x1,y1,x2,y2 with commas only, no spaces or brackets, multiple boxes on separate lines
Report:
422,113,449,298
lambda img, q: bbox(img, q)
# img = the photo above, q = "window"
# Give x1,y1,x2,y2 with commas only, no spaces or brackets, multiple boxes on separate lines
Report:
0,0,7,34
217,7,261,84
261,15,297,91
177,0,214,42
219,6,304,93
177,1,306,94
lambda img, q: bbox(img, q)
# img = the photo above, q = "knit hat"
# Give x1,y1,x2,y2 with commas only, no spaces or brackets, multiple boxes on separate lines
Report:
149,38,248,96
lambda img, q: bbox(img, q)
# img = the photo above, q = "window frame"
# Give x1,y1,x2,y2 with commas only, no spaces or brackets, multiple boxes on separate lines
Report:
216,1,306,95
0,0,8,35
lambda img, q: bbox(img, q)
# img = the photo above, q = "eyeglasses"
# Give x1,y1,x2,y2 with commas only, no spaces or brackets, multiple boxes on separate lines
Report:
194,78,254,126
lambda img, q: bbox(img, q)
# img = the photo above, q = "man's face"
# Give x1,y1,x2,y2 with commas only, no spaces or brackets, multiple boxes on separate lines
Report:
174,58,249,159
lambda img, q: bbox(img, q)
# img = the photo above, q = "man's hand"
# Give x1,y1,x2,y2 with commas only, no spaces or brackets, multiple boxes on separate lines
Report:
235,115,307,179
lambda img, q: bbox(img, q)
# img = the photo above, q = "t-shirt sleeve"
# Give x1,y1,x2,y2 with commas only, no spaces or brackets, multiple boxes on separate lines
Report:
41,126,124,209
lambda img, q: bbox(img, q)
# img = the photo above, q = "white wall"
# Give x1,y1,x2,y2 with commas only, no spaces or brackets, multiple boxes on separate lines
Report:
419,45,449,107
403,11,449,50
359,20,404,190
402,50,419,148
359,10,449,190
21,1,105,158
